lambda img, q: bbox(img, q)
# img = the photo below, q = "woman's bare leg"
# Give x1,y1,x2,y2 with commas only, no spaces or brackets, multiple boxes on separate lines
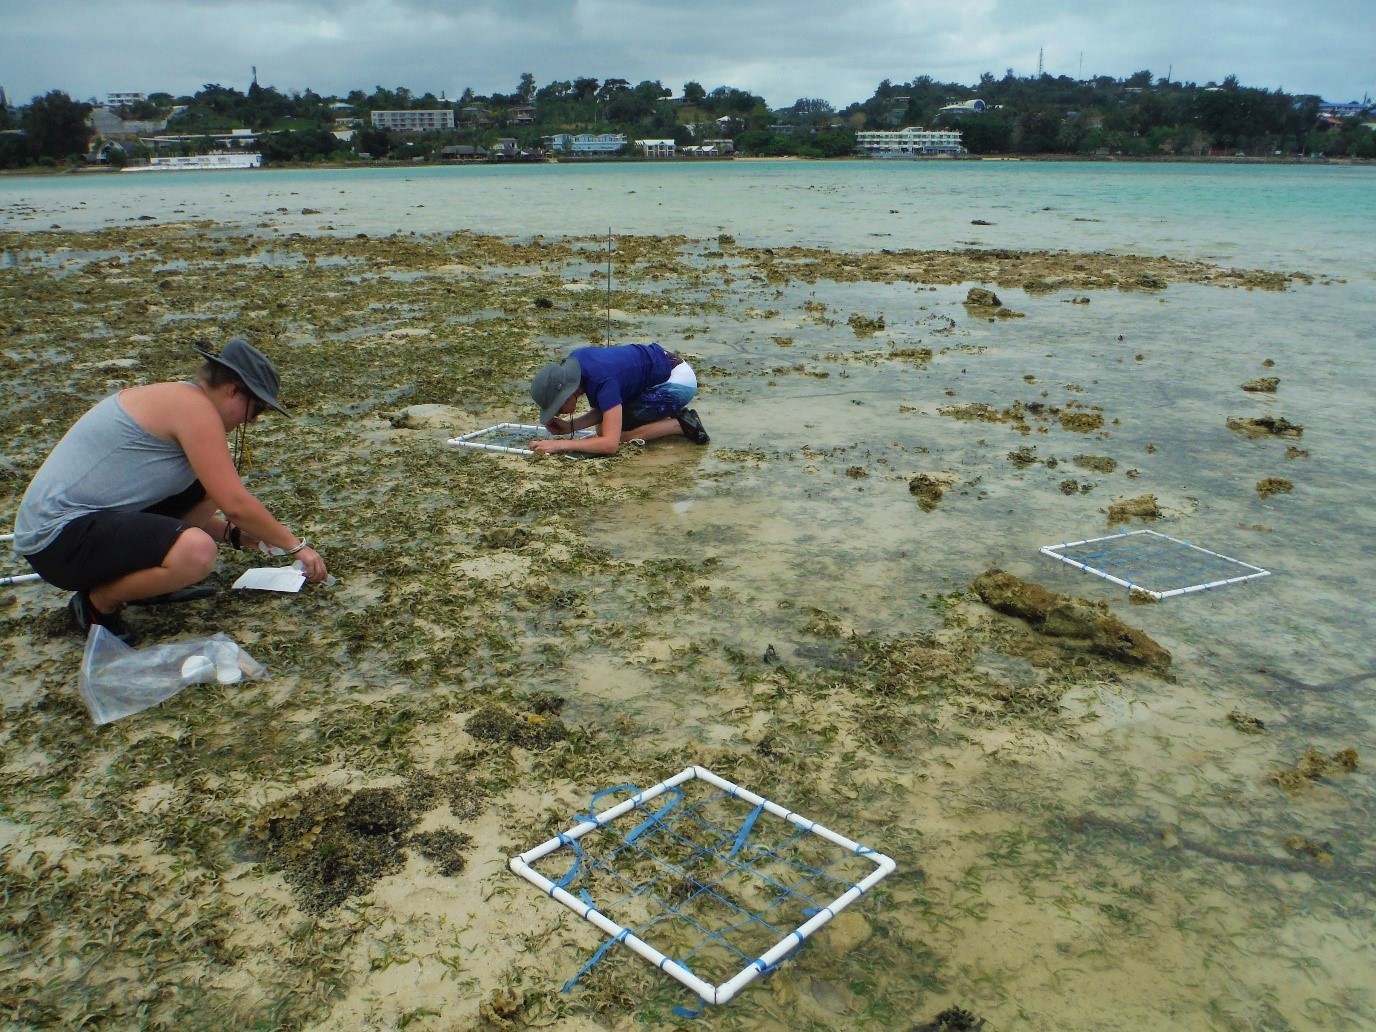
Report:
87,528,218,612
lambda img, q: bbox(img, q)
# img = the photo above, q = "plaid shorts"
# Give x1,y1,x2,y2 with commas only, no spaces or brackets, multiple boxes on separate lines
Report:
624,381,697,430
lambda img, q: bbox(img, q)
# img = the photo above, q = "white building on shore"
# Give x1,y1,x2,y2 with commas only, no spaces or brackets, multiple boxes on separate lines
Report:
855,126,964,156
637,138,675,158
370,109,456,132
543,133,629,156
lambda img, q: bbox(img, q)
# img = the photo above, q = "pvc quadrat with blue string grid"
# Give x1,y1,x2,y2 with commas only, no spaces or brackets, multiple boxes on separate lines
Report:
447,423,596,456
1040,528,1270,600
509,765,895,1009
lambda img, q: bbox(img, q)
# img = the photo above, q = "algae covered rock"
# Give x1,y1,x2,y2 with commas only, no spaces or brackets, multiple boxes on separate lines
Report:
389,403,466,430
1107,493,1161,526
466,703,568,749
847,312,885,336
1227,415,1303,439
1073,454,1117,474
969,569,1059,624
908,471,957,512
963,287,1002,308
971,569,1171,671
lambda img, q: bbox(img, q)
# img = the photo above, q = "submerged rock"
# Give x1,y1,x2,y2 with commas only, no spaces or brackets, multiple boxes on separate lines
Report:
908,471,956,512
971,569,1171,671
1073,454,1117,474
1227,415,1303,438
389,403,465,430
1107,493,1161,526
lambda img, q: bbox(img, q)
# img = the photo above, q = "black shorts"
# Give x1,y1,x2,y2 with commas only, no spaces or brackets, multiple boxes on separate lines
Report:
23,481,208,592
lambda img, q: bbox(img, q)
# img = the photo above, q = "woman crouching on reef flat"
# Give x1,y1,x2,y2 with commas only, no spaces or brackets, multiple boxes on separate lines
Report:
13,336,328,643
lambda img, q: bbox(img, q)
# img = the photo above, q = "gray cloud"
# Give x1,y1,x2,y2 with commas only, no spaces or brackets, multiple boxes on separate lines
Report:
2,0,1370,108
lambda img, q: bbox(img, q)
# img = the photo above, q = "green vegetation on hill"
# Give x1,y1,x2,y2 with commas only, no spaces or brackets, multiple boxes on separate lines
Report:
851,70,1372,158
1,68,1371,169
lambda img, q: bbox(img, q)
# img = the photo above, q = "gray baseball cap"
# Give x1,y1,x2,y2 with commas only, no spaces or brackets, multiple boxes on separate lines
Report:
530,356,582,424
195,336,289,414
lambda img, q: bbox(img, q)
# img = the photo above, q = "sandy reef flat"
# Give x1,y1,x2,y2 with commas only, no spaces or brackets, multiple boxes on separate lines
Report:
2,222,1371,1030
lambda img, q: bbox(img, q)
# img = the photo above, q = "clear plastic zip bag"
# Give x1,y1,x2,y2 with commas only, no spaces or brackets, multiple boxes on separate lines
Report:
78,625,267,725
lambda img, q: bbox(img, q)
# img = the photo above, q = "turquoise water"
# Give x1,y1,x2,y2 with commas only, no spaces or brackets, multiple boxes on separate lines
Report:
4,160,1376,276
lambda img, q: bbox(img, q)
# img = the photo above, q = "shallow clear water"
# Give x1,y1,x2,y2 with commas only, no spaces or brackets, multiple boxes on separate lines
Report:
5,160,1376,277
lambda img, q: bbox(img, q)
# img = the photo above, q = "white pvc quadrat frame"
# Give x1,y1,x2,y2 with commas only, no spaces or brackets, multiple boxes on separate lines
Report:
509,765,896,1007
1040,528,1271,600
2,532,42,588
446,423,595,456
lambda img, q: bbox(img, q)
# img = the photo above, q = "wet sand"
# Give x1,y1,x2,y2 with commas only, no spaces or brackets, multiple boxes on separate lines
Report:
2,222,1372,1030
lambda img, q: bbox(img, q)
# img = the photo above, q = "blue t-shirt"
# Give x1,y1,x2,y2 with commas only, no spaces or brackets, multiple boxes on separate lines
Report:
573,343,673,414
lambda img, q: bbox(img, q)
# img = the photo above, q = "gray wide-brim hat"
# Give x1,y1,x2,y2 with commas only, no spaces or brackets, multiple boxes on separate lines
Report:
195,336,289,414
531,356,583,425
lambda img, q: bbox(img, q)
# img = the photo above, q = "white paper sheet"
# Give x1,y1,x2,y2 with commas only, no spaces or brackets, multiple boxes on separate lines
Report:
232,567,307,593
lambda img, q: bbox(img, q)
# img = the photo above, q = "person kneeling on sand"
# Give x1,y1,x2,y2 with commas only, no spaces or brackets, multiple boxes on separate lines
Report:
13,336,329,643
529,342,709,457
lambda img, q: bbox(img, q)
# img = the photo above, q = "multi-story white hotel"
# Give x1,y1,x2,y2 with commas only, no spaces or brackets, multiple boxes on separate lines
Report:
854,126,964,156
106,91,147,108
370,109,456,132
543,133,629,155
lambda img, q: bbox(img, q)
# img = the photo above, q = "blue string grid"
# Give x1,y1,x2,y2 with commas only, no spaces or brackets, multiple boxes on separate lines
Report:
447,423,595,456
509,765,895,1009
1040,529,1271,600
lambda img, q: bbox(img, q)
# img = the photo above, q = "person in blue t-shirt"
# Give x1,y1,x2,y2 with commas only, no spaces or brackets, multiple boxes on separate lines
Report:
529,343,708,456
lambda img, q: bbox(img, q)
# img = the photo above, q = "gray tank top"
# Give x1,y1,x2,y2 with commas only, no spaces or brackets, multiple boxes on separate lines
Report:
14,390,198,555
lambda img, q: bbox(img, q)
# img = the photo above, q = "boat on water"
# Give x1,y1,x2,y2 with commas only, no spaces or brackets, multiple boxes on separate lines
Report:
122,153,263,173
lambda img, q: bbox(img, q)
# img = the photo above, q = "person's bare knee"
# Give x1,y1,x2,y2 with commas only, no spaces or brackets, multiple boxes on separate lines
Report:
167,527,218,580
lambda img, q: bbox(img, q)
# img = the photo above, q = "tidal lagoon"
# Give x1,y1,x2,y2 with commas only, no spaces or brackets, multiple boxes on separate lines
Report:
2,159,1374,1029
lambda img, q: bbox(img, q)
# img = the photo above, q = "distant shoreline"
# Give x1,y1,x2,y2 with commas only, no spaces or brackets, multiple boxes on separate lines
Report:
1,152,1368,182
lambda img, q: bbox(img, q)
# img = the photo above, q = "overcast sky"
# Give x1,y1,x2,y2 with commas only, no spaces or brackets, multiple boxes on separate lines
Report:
3,0,1372,109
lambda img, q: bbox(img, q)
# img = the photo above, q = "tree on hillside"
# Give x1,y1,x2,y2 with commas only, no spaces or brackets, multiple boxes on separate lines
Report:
517,73,536,104
537,80,572,103
597,79,631,102
790,98,834,116
257,127,332,162
683,81,706,105
358,126,392,157
370,86,413,110
124,98,165,121
0,133,27,168
1283,95,1321,153
1194,78,1281,148
958,115,1014,153
701,86,766,116
1017,109,1065,152
197,83,245,117
22,90,92,160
